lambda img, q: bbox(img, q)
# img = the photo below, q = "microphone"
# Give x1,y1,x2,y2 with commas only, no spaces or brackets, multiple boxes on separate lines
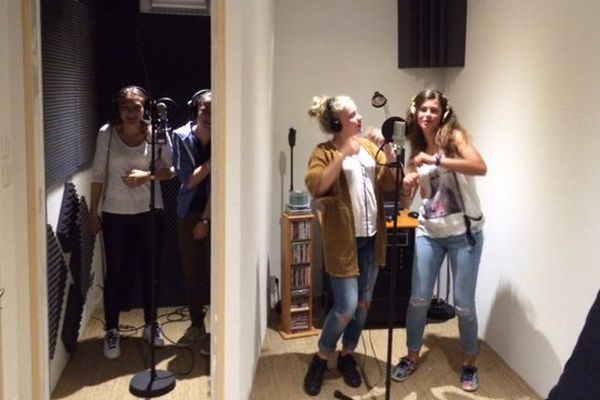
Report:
155,102,168,145
288,127,296,147
381,116,406,148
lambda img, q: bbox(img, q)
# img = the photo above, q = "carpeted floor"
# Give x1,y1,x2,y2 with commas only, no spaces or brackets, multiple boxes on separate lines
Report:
51,307,210,400
250,314,541,400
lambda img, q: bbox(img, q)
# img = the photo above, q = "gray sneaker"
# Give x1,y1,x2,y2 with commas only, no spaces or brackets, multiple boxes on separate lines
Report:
391,356,418,382
199,333,211,356
178,325,207,347
103,329,121,360
142,322,165,347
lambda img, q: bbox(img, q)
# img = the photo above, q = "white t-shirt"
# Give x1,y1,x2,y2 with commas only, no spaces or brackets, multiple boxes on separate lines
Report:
342,146,378,237
417,163,484,238
91,124,172,214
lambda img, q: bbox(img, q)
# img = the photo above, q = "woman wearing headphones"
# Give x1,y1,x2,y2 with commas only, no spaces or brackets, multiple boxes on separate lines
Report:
302,95,417,396
172,89,212,355
89,85,173,360
391,89,487,392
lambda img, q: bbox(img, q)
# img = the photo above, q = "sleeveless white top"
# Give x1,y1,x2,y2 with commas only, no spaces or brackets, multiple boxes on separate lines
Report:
416,162,484,238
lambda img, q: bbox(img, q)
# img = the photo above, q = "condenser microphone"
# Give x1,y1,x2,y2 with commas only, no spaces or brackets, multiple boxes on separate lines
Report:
392,120,406,148
155,102,168,144
382,116,406,148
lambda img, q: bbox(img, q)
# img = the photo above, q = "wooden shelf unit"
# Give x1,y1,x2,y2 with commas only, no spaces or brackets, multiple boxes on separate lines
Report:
279,212,319,339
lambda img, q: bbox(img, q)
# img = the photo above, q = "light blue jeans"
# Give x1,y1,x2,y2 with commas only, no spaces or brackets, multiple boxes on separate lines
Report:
406,231,484,356
318,236,379,354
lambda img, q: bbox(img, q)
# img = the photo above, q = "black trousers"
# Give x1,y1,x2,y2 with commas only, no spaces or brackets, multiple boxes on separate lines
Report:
547,290,600,399
177,212,211,328
102,211,163,330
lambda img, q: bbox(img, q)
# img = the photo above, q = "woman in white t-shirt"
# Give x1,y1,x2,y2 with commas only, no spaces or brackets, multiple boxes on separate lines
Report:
89,86,172,360
392,89,487,392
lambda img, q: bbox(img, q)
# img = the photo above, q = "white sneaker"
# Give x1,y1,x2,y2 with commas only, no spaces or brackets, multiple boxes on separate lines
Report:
142,322,165,347
103,329,121,360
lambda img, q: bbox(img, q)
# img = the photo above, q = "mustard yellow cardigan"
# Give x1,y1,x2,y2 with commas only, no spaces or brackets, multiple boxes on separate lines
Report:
305,138,395,277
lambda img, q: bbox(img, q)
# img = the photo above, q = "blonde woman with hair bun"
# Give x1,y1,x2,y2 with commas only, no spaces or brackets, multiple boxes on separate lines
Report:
302,95,418,396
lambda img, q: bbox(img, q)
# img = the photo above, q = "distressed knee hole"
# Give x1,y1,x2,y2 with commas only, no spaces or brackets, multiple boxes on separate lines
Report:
410,297,428,308
335,312,352,323
455,306,474,320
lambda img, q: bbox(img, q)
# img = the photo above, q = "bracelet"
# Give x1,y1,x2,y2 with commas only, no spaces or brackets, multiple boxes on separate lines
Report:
434,153,442,166
201,218,210,225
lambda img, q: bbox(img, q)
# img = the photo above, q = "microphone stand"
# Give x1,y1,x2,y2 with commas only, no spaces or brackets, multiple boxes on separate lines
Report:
288,127,296,192
384,145,405,400
129,100,176,398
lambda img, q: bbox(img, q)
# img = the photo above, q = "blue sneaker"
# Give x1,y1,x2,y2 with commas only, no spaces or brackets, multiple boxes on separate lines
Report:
391,356,418,382
461,366,480,392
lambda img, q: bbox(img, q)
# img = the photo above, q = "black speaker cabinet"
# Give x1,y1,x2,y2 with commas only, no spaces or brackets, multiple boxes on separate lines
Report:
398,0,467,68
323,227,414,328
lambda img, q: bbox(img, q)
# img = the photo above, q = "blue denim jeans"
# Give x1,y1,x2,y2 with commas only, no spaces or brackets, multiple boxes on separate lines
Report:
406,231,484,356
318,236,379,354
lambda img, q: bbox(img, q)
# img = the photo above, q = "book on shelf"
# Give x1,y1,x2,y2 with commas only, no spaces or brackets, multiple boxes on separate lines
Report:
290,219,311,241
284,204,313,216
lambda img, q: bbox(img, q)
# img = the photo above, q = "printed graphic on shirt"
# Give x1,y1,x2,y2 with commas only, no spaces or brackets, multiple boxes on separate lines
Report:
422,168,462,219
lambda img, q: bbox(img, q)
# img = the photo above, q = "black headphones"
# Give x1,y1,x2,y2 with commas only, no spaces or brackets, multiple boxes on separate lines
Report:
111,85,150,122
187,89,211,120
409,90,453,123
326,97,342,133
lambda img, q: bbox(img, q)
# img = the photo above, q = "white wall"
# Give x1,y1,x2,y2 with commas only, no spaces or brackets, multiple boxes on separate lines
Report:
271,0,441,295
271,0,600,397
447,0,600,396
217,1,275,398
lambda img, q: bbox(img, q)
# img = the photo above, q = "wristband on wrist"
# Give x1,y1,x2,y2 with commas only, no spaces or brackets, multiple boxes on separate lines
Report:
434,153,442,166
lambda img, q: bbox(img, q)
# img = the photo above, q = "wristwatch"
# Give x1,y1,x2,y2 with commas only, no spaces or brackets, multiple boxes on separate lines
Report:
200,218,210,225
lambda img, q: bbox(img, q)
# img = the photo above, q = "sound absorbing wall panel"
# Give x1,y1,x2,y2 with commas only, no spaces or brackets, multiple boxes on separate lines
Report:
42,0,98,187
398,0,467,68
47,225,68,360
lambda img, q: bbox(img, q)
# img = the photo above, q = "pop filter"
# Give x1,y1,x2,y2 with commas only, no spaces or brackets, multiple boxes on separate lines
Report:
381,116,406,147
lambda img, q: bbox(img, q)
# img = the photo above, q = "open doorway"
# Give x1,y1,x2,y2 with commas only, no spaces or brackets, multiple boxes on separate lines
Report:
42,0,213,397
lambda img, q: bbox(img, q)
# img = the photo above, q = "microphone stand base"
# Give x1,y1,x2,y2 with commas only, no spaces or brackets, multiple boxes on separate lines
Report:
129,369,176,398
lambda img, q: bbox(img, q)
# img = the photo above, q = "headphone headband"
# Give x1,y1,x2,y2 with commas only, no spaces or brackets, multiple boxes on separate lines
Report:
326,97,342,133
409,90,452,122
187,89,211,108
188,89,211,120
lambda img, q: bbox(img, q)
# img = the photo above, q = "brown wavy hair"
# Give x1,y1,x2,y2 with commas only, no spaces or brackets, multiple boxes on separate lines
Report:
405,89,469,159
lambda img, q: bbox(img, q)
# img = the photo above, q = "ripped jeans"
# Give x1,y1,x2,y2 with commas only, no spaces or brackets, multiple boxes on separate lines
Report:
318,236,379,355
406,231,484,356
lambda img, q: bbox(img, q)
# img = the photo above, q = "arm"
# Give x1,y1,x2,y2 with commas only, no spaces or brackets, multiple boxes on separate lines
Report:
308,138,360,198
186,160,211,190
192,195,211,240
399,165,420,209
413,129,487,176
89,126,110,234
89,182,104,234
